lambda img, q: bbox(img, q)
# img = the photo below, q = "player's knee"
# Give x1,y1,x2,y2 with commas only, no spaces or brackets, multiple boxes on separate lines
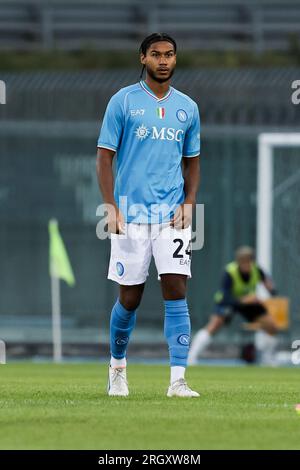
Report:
161,276,187,300
166,290,186,301
119,292,142,311
259,315,278,335
264,322,278,336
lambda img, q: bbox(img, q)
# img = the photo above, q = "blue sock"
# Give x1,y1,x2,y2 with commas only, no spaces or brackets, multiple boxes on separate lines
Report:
164,298,191,367
110,298,136,360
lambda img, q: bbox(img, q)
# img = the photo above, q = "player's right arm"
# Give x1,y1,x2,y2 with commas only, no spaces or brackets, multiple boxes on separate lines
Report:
96,148,124,234
96,90,125,234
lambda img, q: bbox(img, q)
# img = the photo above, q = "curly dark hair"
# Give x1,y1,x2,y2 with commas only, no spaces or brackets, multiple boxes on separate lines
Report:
139,33,177,79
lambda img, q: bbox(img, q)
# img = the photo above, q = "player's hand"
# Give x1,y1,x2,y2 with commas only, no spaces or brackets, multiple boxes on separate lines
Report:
106,205,125,234
170,202,193,229
241,294,262,305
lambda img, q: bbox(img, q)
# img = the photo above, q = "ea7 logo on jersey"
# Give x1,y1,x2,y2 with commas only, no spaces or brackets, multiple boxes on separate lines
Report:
135,125,184,142
130,109,145,116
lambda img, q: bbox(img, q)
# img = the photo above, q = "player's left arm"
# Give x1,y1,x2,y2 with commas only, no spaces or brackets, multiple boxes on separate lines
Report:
171,101,200,229
182,156,200,207
171,156,200,229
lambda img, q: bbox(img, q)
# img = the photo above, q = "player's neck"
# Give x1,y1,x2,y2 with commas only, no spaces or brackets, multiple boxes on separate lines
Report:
143,77,171,99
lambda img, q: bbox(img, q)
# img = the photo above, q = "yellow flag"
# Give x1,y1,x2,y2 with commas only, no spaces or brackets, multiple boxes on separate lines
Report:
49,219,75,286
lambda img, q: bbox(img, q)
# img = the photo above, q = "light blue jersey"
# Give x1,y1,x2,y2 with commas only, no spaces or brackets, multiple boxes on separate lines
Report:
97,80,200,223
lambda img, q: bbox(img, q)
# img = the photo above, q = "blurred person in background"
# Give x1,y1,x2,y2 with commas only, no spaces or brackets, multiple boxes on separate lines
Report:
188,246,278,365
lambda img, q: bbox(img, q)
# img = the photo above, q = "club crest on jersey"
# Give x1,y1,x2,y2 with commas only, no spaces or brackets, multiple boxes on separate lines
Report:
156,107,165,119
176,109,188,123
116,261,125,276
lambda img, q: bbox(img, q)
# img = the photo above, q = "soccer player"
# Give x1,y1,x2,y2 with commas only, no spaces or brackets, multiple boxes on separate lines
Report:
96,33,201,397
188,246,279,365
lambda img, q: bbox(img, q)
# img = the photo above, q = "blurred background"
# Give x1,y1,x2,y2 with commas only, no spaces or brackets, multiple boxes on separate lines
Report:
0,0,300,362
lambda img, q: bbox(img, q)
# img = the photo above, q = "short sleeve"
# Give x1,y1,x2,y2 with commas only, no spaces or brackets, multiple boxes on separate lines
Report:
97,92,124,151
182,101,200,158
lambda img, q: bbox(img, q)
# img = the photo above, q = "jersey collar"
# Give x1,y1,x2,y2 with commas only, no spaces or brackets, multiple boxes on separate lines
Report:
139,80,173,103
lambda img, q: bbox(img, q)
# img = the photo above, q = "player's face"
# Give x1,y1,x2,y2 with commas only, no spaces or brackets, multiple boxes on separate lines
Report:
238,258,252,274
141,41,176,83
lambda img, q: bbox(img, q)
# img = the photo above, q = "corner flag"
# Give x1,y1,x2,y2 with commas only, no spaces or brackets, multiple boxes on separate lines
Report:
49,219,75,286
48,218,75,363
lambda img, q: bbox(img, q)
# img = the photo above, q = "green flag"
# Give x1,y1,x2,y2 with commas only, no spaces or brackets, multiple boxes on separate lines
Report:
49,219,75,286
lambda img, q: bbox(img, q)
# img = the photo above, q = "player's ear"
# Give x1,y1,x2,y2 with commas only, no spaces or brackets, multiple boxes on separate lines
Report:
140,53,146,65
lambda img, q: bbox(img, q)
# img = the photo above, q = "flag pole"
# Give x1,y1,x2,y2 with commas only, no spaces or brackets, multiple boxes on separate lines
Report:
0,340,6,364
49,218,75,363
51,273,62,363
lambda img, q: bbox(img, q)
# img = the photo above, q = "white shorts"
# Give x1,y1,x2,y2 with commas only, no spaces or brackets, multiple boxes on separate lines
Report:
108,223,192,285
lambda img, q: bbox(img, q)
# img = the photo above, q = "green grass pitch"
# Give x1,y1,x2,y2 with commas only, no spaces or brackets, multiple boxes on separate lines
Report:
0,363,299,450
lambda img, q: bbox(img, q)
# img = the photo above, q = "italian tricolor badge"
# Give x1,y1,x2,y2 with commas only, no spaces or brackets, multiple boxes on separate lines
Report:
156,107,165,119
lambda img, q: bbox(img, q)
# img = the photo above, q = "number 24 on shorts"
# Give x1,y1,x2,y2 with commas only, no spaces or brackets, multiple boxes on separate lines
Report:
173,239,192,259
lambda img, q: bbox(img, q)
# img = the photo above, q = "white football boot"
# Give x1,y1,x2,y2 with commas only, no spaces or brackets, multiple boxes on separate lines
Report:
167,378,200,398
107,366,129,396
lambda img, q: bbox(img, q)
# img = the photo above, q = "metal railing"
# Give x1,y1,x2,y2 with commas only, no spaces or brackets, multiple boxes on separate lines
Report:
0,0,300,53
